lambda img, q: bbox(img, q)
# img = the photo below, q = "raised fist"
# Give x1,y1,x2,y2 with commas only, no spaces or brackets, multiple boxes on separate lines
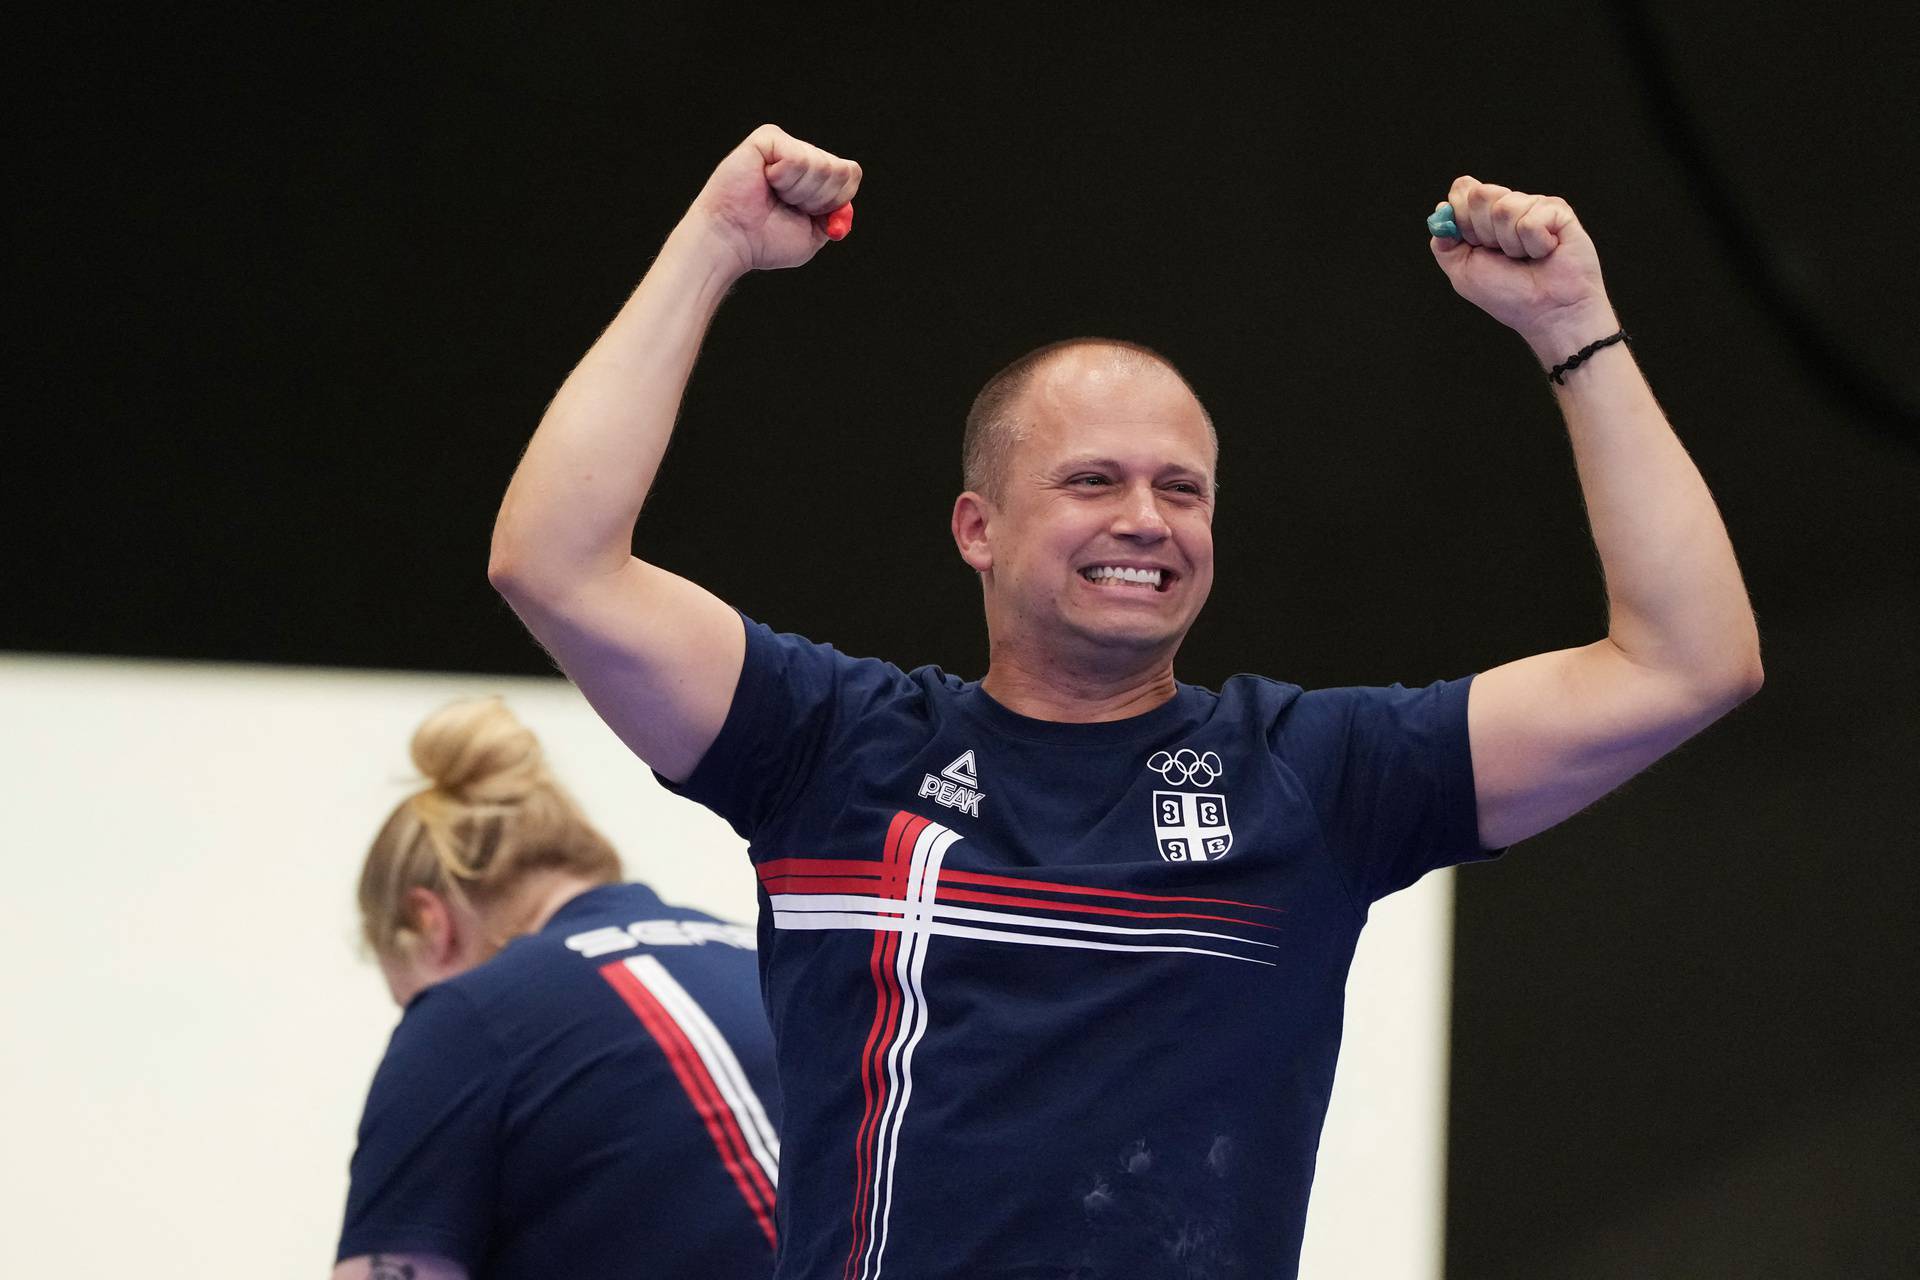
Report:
1431,176,1615,356
688,125,861,275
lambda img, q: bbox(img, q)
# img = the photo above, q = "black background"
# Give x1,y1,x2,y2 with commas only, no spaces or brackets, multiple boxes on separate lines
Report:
12,4,1917,1275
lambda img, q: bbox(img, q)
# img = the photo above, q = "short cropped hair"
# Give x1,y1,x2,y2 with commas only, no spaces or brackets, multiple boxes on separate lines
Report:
961,338,1215,501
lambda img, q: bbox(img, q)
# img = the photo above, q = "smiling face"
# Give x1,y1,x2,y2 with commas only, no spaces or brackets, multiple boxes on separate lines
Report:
955,347,1217,675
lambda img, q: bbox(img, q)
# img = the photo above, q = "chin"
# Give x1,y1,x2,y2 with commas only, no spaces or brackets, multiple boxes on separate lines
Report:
1065,616,1188,658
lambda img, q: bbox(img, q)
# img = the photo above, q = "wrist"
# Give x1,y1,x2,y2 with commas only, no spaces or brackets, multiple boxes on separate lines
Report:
1520,301,1621,368
662,214,754,289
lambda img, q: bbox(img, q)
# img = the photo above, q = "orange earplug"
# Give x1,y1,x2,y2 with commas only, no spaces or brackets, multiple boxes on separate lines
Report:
823,203,854,241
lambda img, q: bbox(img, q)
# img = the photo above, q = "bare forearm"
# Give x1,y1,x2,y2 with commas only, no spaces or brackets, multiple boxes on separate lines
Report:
1439,178,1762,845
1538,321,1762,697
490,217,746,593
333,1253,466,1280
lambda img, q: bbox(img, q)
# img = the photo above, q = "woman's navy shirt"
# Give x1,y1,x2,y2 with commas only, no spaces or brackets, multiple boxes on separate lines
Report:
338,882,782,1278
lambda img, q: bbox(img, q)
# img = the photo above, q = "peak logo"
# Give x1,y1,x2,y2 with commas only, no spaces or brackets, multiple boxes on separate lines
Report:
918,750,984,817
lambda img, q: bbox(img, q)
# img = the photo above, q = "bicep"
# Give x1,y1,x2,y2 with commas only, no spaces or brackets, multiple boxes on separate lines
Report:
498,557,745,783
1469,641,1732,847
333,1254,468,1280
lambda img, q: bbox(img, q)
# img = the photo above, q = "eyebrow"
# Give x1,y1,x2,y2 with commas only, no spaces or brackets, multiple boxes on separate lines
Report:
1051,456,1212,481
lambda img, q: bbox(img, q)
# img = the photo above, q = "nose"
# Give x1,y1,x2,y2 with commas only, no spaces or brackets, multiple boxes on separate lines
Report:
1109,482,1170,542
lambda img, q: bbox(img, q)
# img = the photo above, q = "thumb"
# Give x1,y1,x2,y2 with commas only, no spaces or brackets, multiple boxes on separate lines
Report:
1427,201,1468,273
1430,232,1470,277
816,202,855,242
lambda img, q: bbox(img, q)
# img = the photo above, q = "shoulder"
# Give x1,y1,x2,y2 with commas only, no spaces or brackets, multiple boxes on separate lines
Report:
1209,673,1472,763
735,616,937,714
429,896,661,1037
748,616,981,729
905,660,971,712
1216,672,1306,708
361,982,509,1123
1211,672,1306,731
393,976,498,1049
417,959,533,1054
1260,675,1477,768
546,884,760,957
744,617,906,680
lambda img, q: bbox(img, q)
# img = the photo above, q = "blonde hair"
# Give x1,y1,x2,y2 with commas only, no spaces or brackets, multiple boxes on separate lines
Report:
358,697,622,961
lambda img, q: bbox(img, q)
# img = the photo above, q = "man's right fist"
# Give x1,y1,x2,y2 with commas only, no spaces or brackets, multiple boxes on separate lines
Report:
688,125,861,275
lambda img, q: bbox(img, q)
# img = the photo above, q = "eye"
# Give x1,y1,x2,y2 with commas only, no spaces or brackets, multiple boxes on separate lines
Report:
1068,473,1112,487
1165,480,1204,496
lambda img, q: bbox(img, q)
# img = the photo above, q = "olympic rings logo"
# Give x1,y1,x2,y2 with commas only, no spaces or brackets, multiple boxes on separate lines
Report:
1146,749,1224,786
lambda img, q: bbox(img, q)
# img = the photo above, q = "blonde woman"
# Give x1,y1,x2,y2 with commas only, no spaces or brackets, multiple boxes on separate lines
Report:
333,698,780,1280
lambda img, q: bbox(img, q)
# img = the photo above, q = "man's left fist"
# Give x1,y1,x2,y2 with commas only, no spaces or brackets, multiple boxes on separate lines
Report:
1431,176,1616,360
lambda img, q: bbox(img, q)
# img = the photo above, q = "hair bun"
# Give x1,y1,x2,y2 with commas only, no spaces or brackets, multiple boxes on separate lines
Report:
410,697,548,804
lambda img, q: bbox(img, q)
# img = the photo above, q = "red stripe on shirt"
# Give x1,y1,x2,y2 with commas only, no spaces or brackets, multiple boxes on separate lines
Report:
843,927,901,1280
842,810,920,1280
940,867,1283,913
759,874,906,899
759,857,892,881
761,875,1278,931
760,858,1281,916
848,809,913,1280
932,885,1281,929
600,961,778,1250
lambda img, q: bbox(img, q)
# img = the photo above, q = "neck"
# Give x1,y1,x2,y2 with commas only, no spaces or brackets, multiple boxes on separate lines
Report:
979,647,1179,722
485,871,603,947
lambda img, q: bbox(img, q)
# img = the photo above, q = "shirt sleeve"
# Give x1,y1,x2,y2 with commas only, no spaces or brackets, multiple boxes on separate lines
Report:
1273,675,1499,904
657,614,906,841
336,983,508,1269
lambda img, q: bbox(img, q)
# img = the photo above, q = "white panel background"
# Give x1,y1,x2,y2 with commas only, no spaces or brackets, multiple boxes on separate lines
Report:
0,655,1450,1277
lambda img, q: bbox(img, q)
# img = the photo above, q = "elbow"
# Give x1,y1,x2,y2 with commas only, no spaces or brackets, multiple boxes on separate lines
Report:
1730,618,1766,703
488,526,604,610
487,527,534,601
487,559,520,602
1703,641,1765,715
487,541,517,596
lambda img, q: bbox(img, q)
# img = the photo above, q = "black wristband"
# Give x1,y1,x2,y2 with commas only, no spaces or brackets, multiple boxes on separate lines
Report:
1548,329,1631,385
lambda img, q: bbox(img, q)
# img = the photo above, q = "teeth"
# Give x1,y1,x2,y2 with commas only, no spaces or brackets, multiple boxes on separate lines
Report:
1082,566,1164,587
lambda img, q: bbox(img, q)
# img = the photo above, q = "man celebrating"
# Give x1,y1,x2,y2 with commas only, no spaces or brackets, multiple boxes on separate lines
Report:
489,125,1760,1278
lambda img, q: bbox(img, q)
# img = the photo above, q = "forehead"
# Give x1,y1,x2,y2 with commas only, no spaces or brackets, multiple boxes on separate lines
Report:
1015,351,1214,470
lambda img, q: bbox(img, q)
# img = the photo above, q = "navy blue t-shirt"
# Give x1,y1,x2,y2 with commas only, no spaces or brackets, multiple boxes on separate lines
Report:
662,618,1496,1280
338,882,782,1278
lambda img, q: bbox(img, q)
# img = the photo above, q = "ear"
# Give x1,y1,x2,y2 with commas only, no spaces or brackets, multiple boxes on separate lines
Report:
404,887,460,965
952,491,994,573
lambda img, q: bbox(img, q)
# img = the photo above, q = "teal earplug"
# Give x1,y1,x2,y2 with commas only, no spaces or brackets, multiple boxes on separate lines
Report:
1427,203,1459,239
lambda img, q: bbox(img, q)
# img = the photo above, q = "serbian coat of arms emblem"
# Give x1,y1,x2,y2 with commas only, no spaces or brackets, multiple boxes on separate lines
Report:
1152,790,1233,862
